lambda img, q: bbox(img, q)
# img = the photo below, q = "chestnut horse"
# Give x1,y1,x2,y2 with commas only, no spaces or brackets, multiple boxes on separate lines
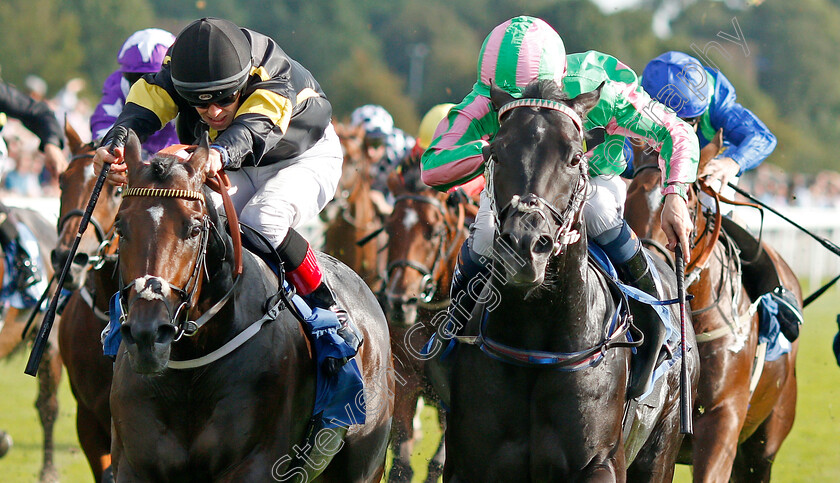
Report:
51,124,121,482
323,122,383,288
109,131,393,481
0,201,60,482
624,132,800,481
444,80,699,481
378,159,470,483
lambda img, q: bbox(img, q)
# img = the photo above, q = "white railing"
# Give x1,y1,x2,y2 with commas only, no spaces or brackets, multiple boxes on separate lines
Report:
732,205,840,293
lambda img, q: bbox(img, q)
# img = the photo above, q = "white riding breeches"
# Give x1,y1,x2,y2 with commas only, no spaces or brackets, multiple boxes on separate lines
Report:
470,174,627,258
208,123,343,248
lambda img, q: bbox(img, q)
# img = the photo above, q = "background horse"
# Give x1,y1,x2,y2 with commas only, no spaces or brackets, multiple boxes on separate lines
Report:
51,124,121,482
379,160,468,483
625,133,800,481
323,121,383,289
109,131,393,481
444,79,698,482
0,202,60,482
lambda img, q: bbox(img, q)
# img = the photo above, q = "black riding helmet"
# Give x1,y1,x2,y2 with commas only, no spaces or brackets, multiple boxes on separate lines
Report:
170,18,252,107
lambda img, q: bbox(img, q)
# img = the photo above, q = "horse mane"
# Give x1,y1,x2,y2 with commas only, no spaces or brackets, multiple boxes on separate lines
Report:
522,79,570,102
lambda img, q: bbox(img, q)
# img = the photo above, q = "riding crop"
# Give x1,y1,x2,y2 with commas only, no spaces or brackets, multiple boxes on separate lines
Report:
25,161,112,376
727,182,840,306
675,243,693,435
20,272,56,340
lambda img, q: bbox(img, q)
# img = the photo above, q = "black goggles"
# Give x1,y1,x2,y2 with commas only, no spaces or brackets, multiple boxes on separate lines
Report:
187,90,240,109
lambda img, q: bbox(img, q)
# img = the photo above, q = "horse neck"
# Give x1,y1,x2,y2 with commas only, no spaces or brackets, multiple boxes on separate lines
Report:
489,239,600,350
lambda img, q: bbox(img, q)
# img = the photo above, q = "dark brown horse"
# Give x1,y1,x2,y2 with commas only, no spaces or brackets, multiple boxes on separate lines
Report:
625,132,800,481
109,131,393,481
444,80,699,481
0,201,61,482
379,161,469,483
52,123,121,482
323,122,383,289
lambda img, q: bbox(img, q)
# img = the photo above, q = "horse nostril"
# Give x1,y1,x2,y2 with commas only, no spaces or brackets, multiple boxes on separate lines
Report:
533,235,554,255
156,325,176,344
498,233,517,252
73,253,89,266
121,324,135,345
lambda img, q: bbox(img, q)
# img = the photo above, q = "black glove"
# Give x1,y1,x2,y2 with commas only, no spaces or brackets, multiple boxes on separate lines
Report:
447,188,468,208
103,125,129,153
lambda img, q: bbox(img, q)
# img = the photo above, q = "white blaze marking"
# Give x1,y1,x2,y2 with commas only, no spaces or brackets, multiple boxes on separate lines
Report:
148,206,164,228
83,163,96,182
402,208,418,230
132,276,171,301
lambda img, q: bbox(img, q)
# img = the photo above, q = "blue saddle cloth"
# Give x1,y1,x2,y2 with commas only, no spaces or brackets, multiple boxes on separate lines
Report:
103,283,365,430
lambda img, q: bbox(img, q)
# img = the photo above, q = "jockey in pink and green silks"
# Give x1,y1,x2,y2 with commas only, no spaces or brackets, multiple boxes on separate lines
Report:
420,16,700,399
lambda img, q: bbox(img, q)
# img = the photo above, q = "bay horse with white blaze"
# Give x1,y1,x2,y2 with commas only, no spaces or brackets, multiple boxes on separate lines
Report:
52,123,121,482
109,131,393,481
444,80,699,482
624,131,800,482
379,160,470,482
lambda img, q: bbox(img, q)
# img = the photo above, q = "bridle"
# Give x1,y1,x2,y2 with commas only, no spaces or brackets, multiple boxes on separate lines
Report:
56,151,120,270
381,193,466,310
487,98,589,256
118,173,243,341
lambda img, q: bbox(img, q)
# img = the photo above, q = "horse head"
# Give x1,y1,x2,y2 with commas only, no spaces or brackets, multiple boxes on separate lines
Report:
115,131,232,374
488,79,601,287
52,123,121,290
625,129,723,247
381,161,461,327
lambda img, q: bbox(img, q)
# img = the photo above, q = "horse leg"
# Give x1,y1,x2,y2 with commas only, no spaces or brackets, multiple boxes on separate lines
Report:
423,409,446,483
388,384,421,483
628,404,682,483
731,356,797,483
76,403,112,482
36,342,62,483
690,346,752,483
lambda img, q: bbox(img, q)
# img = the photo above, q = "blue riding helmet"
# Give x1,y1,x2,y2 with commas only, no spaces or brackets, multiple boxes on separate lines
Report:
641,51,712,119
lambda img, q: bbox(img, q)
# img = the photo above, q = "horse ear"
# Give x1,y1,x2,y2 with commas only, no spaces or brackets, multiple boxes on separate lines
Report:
490,80,514,111
188,132,211,177
387,169,405,196
569,81,604,118
123,129,143,185
64,120,83,154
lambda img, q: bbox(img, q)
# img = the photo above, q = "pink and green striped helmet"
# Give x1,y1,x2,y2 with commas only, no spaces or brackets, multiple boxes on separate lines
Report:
476,16,566,98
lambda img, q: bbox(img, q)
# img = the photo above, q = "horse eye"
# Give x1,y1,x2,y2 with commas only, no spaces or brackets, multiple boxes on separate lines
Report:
114,219,125,238
570,152,583,166
190,224,202,238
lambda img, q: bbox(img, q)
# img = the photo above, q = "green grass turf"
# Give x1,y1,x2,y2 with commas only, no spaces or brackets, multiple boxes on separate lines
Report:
1,295,838,482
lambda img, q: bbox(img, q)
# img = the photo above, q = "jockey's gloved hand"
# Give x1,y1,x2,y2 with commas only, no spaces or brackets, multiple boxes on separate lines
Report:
105,125,129,152
447,188,468,209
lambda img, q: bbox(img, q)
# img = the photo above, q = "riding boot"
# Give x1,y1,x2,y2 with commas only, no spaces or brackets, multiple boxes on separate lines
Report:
720,217,804,341
767,286,804,342
616,247,667,399
447,240,491,334
281,229,363,376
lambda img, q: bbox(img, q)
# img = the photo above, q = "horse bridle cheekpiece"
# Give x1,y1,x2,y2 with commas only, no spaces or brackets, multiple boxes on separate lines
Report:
489,97,588,255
